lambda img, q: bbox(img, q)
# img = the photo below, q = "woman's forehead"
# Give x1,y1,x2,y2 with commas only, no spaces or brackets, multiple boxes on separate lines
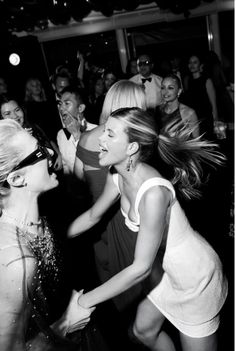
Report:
13,130,36,152
1,100,18,111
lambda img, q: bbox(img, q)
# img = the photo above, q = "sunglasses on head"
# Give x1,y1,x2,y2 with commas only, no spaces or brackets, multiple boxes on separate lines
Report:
138,60,151,67
11,144,54,174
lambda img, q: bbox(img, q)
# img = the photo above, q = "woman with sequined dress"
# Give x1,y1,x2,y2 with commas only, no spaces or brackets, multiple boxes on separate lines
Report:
0,119,94,351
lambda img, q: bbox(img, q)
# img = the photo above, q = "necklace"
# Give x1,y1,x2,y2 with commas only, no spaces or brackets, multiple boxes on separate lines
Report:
1,210,42,228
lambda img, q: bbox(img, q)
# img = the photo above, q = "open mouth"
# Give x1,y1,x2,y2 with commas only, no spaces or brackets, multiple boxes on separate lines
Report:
99,144,108,157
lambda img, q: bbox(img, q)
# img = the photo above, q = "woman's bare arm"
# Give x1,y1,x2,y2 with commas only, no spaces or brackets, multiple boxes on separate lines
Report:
78,185,171,308
68,171,120,238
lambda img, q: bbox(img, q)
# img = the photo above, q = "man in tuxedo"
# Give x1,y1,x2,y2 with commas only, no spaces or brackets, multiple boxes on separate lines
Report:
129,54,162,110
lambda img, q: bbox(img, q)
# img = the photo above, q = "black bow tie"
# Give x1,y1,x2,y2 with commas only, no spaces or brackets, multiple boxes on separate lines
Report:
142,77,152,84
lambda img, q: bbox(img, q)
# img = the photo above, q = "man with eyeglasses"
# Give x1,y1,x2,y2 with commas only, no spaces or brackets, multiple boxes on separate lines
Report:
130,54,162,111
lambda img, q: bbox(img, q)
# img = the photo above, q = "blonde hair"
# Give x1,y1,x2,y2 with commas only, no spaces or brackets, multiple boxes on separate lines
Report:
111,108,225,199
0,119,25,199
99,80,146,124
24,77,47,102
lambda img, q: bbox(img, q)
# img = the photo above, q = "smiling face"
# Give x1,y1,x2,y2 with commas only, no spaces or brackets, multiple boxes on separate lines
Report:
161,77,181,103
11,131,59,193
1,100,24,126
98,116,130,168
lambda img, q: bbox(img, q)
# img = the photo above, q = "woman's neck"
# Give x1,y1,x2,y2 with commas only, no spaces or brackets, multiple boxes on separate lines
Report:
192,71,201,79
2,192,40,228
115,160,142,184
164,100,179,113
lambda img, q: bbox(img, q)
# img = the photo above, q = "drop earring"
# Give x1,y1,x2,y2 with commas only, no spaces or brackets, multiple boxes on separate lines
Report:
126,156,132,172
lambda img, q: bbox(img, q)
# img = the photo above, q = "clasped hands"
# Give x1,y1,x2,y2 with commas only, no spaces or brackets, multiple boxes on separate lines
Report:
51,289,95,337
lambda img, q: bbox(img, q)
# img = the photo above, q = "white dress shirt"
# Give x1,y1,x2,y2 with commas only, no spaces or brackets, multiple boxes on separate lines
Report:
130,73,162,109
57,122,97,174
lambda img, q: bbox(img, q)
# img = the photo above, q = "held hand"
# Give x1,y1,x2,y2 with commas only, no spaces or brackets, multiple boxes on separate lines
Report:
64,290,95,335
53,153,63,171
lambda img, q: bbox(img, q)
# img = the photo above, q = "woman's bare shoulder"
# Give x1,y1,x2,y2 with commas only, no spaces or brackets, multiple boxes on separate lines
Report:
0,244,37,288
179,103,195,118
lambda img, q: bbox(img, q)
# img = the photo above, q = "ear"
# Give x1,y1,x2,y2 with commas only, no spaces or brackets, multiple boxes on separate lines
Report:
78,104,86,114
127,141,139,156
178,88,182,97
6,172,26,188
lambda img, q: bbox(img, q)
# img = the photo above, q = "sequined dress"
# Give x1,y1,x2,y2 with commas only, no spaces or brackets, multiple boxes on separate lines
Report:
0,219,69,350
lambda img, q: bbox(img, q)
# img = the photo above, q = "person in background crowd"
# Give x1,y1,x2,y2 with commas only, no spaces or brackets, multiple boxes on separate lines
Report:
0,94,62,172
103,69,118,93
204,50,234,136
74,80,147,201
156,74,199,138
130,54,162,111
125,58,138,79
169,56,185,91
0,119,94,351
87,75,106,125
57,85,97,176
51,71,74,127
74,81,147,311
0,76,8,96
24,76,61,143
68,107,227,351
183,53,219,140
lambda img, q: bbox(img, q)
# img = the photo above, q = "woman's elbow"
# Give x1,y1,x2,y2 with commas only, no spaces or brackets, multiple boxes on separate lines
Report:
133,263,152,282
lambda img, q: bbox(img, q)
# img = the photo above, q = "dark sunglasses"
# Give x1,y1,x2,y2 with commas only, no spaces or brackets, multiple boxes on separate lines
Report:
138,60,151,67
11,145,54,174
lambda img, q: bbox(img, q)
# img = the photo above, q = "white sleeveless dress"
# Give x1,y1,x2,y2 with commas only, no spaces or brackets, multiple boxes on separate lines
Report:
113,174,228,337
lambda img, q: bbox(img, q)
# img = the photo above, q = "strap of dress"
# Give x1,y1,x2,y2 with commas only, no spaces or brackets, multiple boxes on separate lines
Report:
112,173,120,193
134,178,175,217
0,244,22,251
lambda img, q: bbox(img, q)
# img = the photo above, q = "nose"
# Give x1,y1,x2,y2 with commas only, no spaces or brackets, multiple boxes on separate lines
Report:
98,132,105,143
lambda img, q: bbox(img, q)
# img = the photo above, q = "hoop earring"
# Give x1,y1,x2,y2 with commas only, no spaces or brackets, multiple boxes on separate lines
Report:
126,156,132,172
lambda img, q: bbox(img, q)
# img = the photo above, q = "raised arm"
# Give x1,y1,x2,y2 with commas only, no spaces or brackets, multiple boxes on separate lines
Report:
68,171,120,238
77,185,171,308
206,78,218,122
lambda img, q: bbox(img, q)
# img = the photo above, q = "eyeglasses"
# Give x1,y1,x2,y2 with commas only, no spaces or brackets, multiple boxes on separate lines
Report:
138,60,151,67
11,145,54,174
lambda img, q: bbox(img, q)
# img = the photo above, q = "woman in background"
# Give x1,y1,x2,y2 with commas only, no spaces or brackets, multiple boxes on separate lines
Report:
24,76,61,143
0,94,62,172
73,81,147,316
157,74,199,138
183,53,218,140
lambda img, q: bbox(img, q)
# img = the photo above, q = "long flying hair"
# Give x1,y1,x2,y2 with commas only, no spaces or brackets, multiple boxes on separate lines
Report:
110,107,225,199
